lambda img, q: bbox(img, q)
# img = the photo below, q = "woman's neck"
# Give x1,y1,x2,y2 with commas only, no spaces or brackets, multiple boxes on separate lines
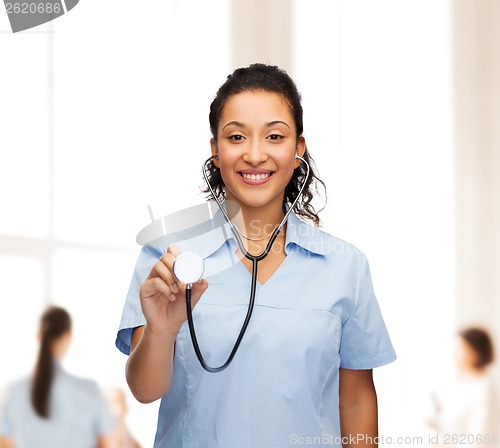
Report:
226,194,285,240
459,364,487,379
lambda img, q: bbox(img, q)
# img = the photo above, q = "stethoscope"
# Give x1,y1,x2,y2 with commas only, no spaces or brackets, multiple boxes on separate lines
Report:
172,154,310,372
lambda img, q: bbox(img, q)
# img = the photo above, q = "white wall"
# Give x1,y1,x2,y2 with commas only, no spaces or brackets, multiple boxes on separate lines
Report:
292,0,454,439
453,0,500,424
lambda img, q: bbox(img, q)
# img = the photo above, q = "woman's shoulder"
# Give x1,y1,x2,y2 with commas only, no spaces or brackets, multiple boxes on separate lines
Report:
57,368,102,395
290,214,367,262
3,375,31,397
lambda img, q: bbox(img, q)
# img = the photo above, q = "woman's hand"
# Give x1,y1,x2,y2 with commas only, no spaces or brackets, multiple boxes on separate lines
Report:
139,245,208,336
126,246,208,402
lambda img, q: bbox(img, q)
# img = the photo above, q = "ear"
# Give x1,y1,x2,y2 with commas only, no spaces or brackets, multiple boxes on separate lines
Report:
210,138,220,168
294,136,306,168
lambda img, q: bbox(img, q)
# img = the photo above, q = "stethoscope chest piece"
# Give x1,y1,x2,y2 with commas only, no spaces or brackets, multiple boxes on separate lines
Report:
173,252,205,285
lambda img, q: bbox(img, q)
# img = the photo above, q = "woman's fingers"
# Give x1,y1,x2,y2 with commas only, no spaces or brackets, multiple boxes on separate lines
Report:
140,248,208,330
188,278,209,307
143,245,207,307
142,276,173,297
167,245,184,287
167,244,182,259
143,252,179,300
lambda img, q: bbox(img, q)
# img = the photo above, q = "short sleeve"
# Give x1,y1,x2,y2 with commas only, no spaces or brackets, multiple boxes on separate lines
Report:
115,242,164,355
339,257,397,369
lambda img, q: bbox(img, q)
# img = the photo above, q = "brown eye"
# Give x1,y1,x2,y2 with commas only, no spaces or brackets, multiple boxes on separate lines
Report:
229,134,244,141
267,134,283,141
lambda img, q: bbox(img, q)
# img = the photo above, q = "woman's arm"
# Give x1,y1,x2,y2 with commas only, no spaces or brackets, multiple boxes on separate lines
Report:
339,368,378,448
0,436,14,448
126,325,177,403
125,246,208,403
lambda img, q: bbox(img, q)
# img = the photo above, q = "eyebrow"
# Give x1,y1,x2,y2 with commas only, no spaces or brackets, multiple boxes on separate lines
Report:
222,121,245,131
222,120,291,131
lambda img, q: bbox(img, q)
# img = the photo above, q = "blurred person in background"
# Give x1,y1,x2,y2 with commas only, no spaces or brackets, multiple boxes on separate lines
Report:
0,305,116,448
105,387,141,448
427,326,497,445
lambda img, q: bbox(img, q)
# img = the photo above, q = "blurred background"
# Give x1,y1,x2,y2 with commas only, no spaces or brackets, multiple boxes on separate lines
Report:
0,0,498,446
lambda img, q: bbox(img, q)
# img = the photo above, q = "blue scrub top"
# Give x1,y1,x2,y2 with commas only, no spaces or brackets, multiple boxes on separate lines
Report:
1,362,116,448
116,210,396,448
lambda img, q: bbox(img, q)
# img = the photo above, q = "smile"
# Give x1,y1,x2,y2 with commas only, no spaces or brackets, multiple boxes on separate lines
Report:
241,173,271,181
238,171,274,185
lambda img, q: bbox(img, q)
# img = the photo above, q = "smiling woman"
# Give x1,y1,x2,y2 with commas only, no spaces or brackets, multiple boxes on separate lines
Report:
205,65,325,228
210,90,305,226
116,63,397,448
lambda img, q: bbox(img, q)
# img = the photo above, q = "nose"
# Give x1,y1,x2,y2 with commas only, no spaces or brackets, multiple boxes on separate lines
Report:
242,140,268,166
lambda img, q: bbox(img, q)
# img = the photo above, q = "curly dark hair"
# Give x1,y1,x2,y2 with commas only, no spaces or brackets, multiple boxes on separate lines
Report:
202,63,326,226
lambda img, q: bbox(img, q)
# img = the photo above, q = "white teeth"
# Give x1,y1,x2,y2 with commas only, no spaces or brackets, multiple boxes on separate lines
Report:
242,173,271,181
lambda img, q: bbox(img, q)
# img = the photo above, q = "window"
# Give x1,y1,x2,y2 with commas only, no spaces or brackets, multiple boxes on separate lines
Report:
0,1,230,445
293,0,455,436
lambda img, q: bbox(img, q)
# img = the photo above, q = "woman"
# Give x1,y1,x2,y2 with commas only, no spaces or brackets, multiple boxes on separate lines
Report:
116,63,397,447
1,306,116,447
427,327,497,446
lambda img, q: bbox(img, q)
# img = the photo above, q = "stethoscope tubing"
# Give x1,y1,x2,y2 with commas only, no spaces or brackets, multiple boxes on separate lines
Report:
185,258,258,373
185,154,310,373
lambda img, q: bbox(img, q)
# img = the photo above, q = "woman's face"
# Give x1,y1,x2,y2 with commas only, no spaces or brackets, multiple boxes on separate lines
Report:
455,336,479,371
211,90,305,211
